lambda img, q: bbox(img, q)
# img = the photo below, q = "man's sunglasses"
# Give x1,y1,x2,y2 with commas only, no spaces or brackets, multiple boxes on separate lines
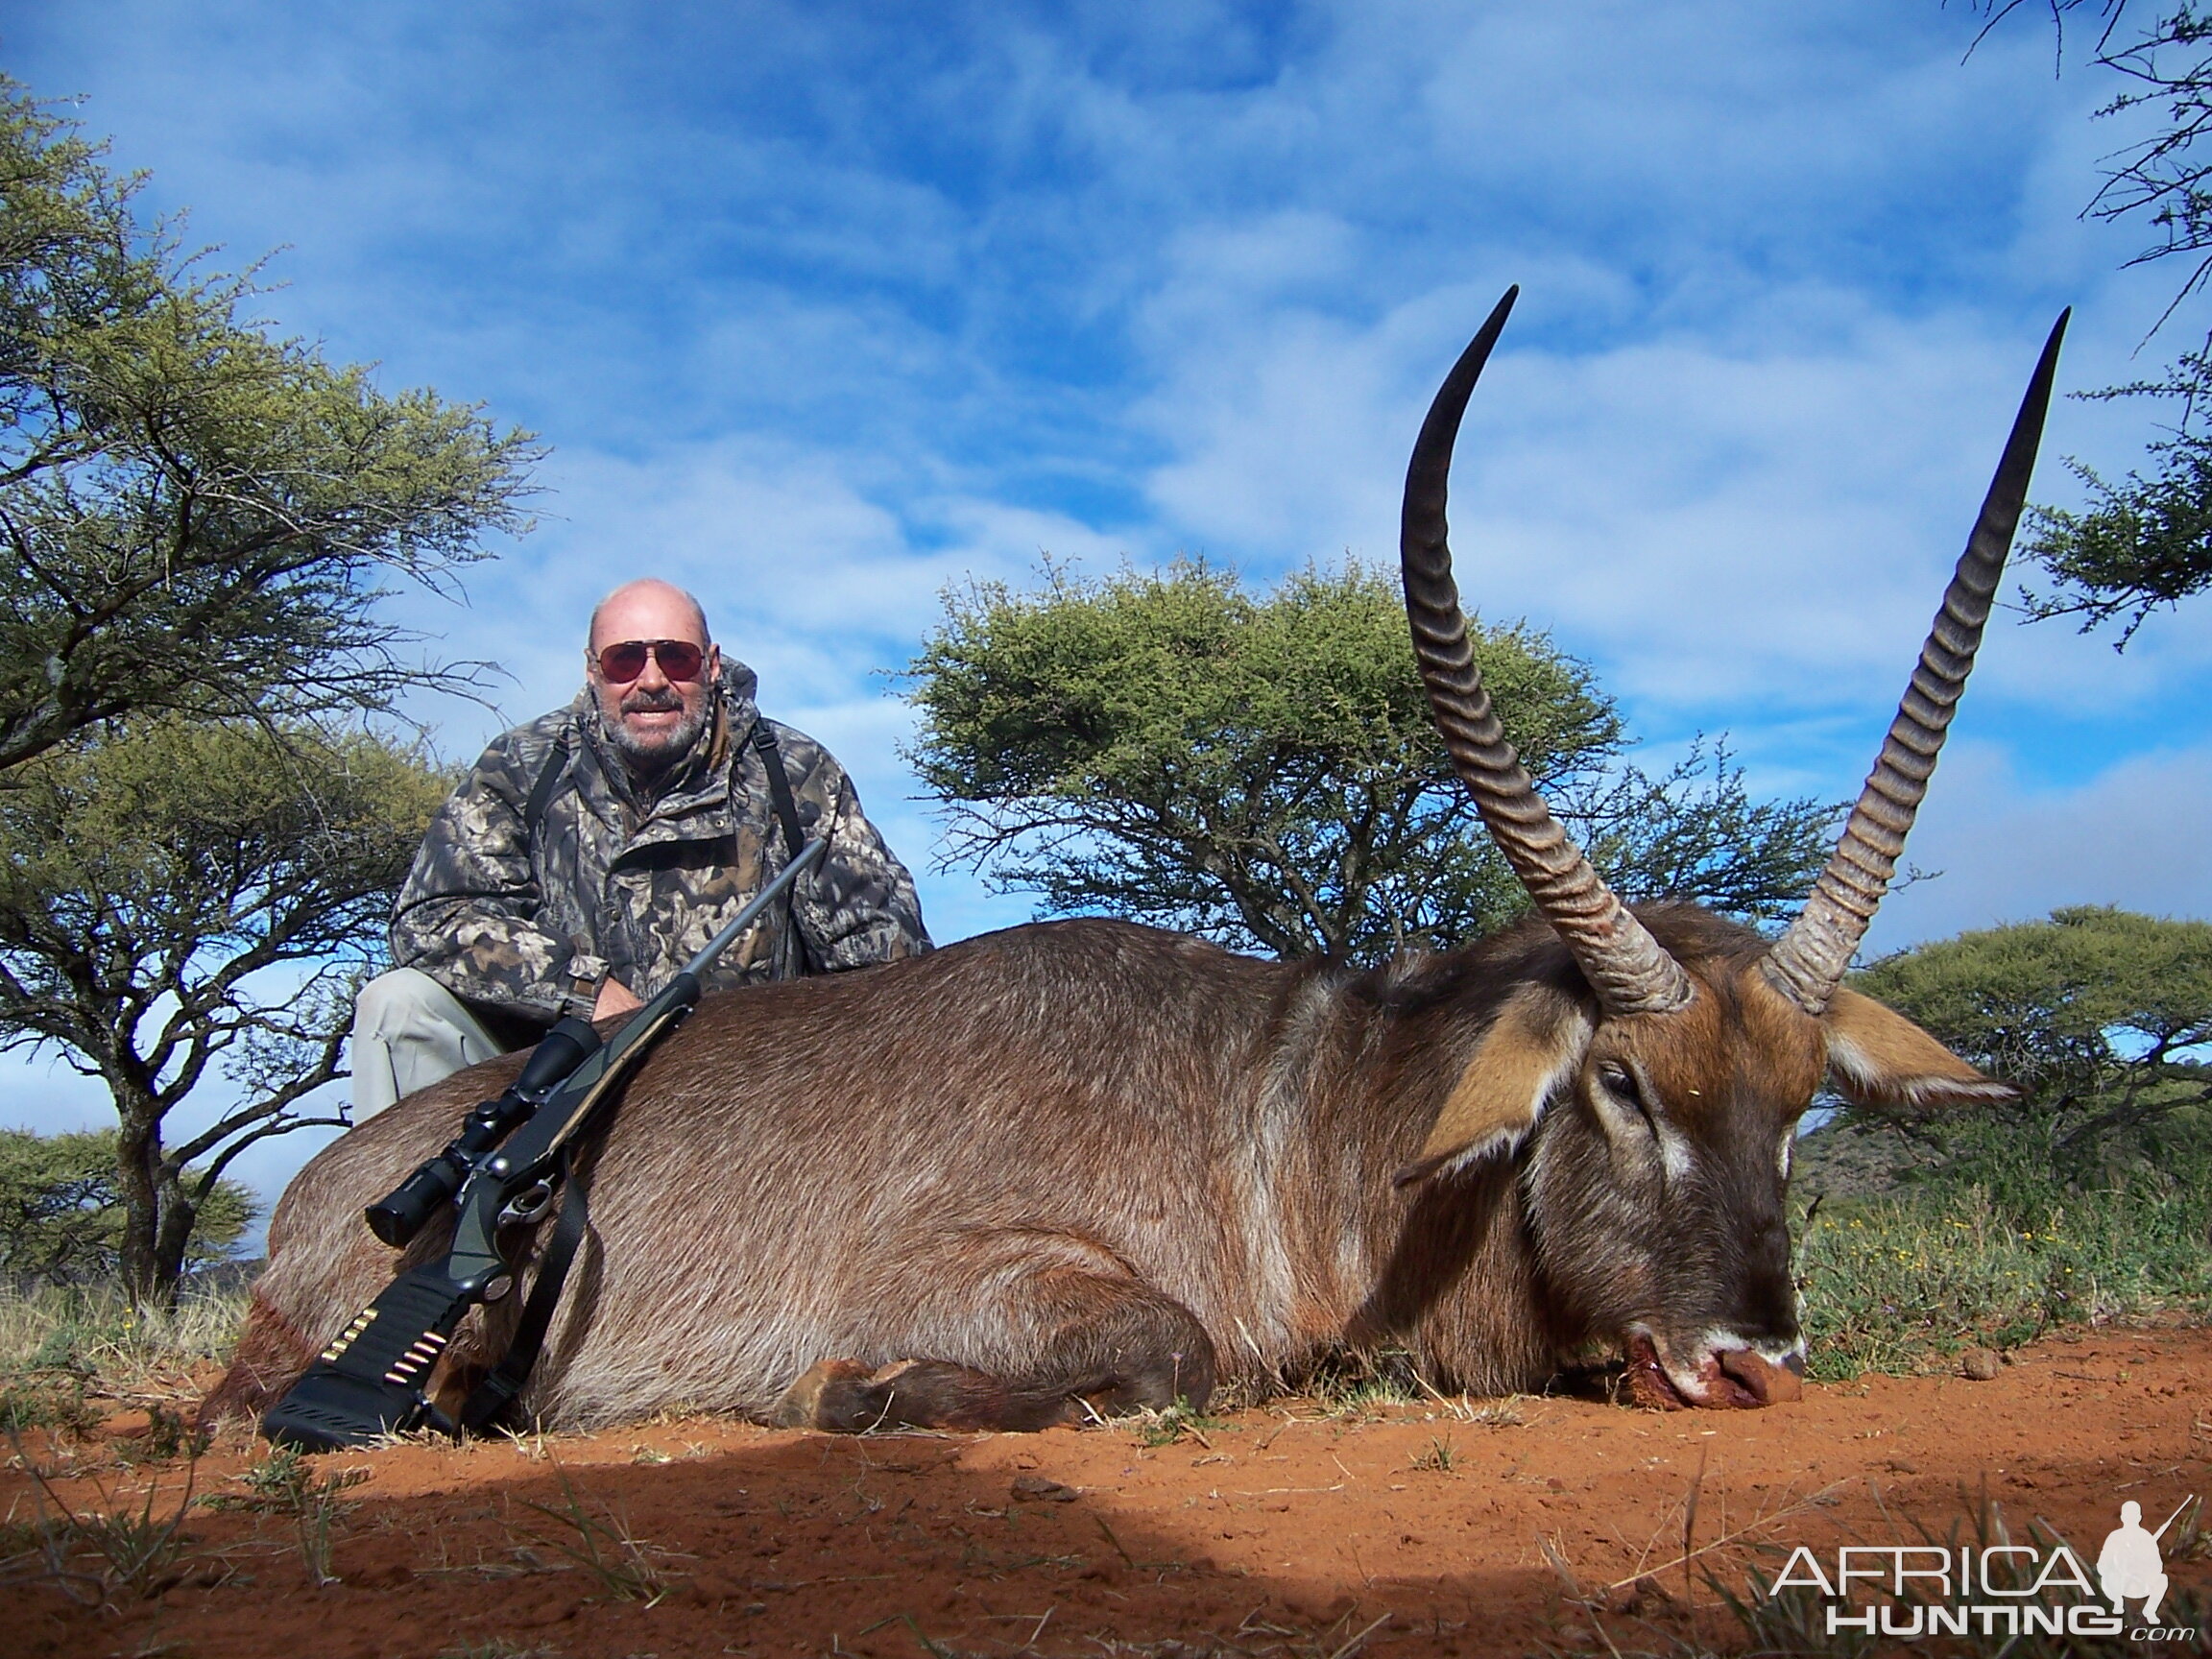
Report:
595,639,708,684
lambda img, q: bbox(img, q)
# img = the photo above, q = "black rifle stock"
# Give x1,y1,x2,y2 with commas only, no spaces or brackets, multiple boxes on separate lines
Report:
262,838,829,1451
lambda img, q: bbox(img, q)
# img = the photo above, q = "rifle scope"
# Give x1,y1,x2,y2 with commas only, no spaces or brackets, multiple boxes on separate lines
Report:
364,1015,604,1248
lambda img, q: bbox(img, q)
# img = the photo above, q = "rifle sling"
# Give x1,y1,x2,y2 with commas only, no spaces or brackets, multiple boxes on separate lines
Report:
751,719,804,859
522,727,574,837
459,1144,595,1434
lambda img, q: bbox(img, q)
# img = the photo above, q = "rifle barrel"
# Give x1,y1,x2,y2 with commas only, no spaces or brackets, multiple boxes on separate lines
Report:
685,837,828,977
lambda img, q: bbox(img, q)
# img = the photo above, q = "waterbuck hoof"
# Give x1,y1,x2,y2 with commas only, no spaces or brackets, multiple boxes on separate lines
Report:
774,1358,877,1428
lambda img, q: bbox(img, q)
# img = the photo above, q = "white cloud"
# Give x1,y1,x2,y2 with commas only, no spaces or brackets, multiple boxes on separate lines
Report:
1863,739,2212,953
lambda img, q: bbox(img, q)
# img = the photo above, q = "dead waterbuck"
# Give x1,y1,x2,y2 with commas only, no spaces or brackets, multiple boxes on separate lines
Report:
204,290,2058,1431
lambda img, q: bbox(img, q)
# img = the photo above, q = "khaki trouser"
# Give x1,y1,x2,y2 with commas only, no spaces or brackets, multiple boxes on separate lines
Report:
349,968,510,1120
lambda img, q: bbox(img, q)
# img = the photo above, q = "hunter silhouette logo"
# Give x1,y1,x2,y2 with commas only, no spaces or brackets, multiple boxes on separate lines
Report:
2099,1500,2182,1626
1768,1491,2200,1641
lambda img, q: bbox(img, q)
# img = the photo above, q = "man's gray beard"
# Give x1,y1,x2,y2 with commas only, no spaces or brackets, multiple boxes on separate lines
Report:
597,694,712,779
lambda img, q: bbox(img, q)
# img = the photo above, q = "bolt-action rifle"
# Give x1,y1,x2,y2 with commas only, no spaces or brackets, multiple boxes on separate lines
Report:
261,838,828,1452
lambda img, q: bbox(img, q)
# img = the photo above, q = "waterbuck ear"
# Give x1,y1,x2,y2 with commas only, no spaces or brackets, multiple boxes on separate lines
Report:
1395,986,1591,1187
1820,988,2018,1110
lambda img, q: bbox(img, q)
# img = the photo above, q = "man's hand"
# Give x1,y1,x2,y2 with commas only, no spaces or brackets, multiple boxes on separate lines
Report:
592,976,643,1020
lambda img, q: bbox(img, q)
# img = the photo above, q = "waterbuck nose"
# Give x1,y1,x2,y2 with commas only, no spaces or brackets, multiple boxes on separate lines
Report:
1719,1346,1803,1405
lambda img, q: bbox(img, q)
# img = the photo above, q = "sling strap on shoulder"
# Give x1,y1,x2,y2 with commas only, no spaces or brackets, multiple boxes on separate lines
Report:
750,719,805,859
521,725,575,837
749,718,815,980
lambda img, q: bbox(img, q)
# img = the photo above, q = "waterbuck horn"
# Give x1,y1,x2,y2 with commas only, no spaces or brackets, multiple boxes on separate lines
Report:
1401,286,1695,1017
1763,310,2070,1015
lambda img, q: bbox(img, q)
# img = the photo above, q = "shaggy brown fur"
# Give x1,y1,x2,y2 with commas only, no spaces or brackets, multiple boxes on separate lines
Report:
204,904,2006,1433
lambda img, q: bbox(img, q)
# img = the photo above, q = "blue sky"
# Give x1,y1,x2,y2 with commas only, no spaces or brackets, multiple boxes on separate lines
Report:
7,1,2210,1209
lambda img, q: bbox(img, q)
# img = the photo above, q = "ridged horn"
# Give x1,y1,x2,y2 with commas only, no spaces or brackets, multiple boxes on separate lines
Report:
1764,309,2070,1015
1402,287,1695,1017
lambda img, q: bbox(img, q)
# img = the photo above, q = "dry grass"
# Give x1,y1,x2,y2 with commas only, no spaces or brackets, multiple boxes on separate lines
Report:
505,1460,680,1605
0,1279,248,1435
2,1431,203,1607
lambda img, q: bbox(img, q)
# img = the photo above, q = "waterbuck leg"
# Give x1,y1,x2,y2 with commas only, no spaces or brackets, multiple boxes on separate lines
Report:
775,1264,1217,1432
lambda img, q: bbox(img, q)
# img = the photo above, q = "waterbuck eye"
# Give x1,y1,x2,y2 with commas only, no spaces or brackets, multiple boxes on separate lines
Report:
1596,1061,1665,1139
1597,1062,1643,1107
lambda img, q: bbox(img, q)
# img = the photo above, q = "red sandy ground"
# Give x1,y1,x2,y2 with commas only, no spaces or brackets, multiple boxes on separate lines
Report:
5,1327,2208,1659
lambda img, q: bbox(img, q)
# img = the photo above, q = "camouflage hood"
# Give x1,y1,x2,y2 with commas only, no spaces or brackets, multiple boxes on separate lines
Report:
391,661,931,1027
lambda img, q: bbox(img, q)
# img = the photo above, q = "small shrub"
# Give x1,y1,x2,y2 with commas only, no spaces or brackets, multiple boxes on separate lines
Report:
1133,1398,1224,1447
228,1443,367,1585
11,1443,201,1605
508,1465,676,1605
123,1402,208,1463
0,1367,98,1436
1302,1348,1423,1416
237,1444,313,1509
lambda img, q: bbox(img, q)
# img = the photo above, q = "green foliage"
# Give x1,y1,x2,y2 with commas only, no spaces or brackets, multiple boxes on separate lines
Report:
2021,369,2212,646
0,1129,252,1285
1131,1398,1225,1446
1301,1345,1426,1415
0,1278,244,1443
0,1279,245,1371
1789,907,2212,1376
0,717,449,1304
0,77,521,1305
0,1364,96,1435
237,1445,312,1507
0,78,536,774
1973,4,2212,645
1797,1182,2212,1381
905,560,1835,960
1850,906,2212,1198
1410,1434,1457,1473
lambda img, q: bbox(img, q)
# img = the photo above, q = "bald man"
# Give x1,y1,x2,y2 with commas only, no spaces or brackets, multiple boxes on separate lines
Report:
349,579,931,1118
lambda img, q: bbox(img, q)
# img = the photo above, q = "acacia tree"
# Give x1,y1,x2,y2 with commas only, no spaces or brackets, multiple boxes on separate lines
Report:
0,1128,252,1287
0,80,534,1307
904,560,1836,961
1974,3,2212,642
0,78,536,774
1849,905,2212,1201
0,719,448,1306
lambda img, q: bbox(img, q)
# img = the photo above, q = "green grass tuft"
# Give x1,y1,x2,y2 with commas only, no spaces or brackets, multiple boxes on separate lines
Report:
1797,1179,2212,1381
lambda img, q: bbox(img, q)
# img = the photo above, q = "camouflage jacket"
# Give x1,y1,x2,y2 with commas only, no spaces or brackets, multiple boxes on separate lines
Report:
391,661,931,1025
